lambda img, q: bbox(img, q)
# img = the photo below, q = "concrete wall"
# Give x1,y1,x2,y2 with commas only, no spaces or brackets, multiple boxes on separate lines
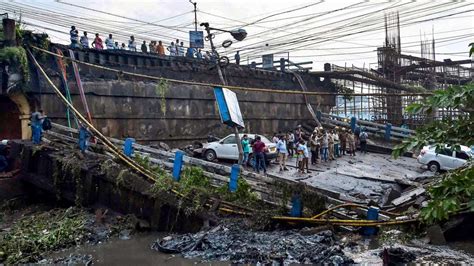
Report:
28,44,336,146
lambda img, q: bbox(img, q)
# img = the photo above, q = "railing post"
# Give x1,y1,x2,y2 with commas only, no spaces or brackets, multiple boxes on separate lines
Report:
290,193,302,217
364,206,379,236
229,164,240,192
350,116,357,132
123,138,135,157
172,151,184,181
385,123,392,141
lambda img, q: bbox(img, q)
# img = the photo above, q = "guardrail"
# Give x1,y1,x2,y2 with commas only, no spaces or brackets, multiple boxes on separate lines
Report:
318,112,413,140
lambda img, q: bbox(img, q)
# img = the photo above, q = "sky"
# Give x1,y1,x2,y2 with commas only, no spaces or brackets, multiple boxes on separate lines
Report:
3,0,473,71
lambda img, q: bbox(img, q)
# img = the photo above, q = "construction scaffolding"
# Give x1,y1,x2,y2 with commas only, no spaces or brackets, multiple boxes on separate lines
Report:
328,11,473,128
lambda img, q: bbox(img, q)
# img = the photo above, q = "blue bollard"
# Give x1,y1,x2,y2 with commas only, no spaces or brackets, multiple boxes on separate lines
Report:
290,194,302,217
350,117,357,132
229,164,240,192
172,151,184,181
78,126,90,152
123,138,135,157
385,123,392,141
364,206,380,236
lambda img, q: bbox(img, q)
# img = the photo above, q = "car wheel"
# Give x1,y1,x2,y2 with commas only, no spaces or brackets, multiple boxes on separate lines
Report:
428,161,440,172
204,149,217,162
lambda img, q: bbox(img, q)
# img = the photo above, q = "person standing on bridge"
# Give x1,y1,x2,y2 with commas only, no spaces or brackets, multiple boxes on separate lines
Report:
359,128,368,154
105,34,115,50
178,42,185,57
321,130,329,162
80,31,89,49
149,41,156,54
348,132,356,156
92,33,103,50
287,131,295,157
339,128,347,155
69,26,79,48
252,136,266,175
128,35,137,52
141,41,148,53
310,131,318,165
328,131,335,160
157,41,165,55
235,51,240,65
168,42,176,56
276,134,289,172
333,128,340,158
30,110,45,144
241,134,250,166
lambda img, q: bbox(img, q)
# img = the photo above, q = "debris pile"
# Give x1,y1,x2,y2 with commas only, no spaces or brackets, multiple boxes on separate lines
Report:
153,224,354,264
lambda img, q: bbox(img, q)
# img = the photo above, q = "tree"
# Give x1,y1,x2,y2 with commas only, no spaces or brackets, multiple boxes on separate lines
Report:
392,82,473,224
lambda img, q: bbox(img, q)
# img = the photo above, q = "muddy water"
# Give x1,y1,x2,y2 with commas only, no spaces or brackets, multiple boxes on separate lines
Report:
50,233,228,265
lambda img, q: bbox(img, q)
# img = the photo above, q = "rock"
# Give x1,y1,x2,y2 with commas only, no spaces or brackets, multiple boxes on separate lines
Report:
426,225,447,245
300,225,333,235
380,247,416,264
136,219,151,230
119,229,131,240
159,142,170,151
381,188,401,206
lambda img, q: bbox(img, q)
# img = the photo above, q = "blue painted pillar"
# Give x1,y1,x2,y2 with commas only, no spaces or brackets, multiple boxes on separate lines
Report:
172,151,184,181
123,138,135,157
316,111,322,122
385,123,392,141
229,164,240,192
364,206,379,236
290,194,302,217
350,116,357,132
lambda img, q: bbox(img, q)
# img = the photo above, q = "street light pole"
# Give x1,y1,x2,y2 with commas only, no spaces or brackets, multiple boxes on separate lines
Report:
189,0,198,32
202,23,244,165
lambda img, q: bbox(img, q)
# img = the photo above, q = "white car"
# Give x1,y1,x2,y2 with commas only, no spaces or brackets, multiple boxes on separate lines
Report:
417,145,472,172
202,133,278,163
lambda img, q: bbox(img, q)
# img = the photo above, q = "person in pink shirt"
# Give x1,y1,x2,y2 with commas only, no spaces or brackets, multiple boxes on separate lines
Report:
92,33,103,50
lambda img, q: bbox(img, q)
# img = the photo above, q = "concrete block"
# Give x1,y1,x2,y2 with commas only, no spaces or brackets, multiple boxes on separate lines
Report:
427,225,446,245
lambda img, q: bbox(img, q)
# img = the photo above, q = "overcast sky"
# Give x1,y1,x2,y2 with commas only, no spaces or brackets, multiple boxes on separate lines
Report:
4,0,473,70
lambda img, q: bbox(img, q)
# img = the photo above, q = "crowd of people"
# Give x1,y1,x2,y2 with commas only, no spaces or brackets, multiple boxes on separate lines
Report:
241,125,369,175
69,25,241,62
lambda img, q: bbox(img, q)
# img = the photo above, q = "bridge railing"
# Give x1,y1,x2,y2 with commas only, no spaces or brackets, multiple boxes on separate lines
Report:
319,112,413,140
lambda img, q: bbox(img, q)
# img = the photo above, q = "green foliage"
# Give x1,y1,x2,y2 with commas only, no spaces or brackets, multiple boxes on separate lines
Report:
392,83,474,158
391,81,474,224
0,46,29,82
0,208,88,264
216,177,258,205
420,164,474,224
469,42,474,57
335,83,354,100
155,79,169,116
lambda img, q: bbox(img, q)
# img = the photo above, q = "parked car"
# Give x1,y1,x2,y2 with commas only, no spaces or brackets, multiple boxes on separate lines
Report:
417,145,472,172
202,133,277,164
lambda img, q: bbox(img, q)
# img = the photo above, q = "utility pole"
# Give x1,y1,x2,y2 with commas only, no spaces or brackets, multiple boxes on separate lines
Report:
201,22,244,165
189,0,197,31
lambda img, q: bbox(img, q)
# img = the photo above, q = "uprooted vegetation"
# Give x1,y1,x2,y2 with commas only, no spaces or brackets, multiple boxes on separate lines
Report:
133,154,259,213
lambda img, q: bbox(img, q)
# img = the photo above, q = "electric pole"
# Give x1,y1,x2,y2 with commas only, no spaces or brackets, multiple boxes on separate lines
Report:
189,0,197,31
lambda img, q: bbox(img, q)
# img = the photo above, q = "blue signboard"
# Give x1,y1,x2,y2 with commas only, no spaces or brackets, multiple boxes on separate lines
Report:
189,31,204,48
214,87,245,128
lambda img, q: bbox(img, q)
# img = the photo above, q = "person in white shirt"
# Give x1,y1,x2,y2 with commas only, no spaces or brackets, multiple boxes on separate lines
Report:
168,42,176,56
80,31,89,49
128,35,137,51
276,135,289,172
105,34,115,50
333,129,340,158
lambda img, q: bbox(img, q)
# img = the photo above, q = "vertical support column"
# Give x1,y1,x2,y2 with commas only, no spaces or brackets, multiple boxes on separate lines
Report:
172,151,184,181
350,116,357,132
316,111,322,122
229,164,240,192
123,138,135,157
2,18,16,46
385,123,392,141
